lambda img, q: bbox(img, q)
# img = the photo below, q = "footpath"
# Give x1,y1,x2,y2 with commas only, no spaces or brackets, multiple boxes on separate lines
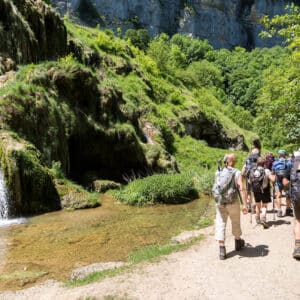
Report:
1,202,300,300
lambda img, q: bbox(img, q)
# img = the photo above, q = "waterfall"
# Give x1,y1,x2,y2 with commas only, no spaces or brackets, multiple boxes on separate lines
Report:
0,169,26,227
0,169,9,219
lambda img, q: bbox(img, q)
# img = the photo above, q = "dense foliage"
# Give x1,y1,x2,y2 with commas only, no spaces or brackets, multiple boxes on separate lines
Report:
1,3,299,209
114,173,198,205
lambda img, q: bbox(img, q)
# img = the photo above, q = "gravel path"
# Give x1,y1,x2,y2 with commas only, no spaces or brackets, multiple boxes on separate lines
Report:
1,203,299,300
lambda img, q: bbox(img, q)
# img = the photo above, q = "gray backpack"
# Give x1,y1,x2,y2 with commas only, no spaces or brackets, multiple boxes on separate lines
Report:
212,168,238,205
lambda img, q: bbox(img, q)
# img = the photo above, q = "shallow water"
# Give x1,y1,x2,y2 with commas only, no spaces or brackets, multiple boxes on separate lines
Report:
0,194,209,290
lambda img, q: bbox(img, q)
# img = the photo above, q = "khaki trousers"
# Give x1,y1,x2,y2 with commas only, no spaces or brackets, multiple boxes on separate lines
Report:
215,201,242,241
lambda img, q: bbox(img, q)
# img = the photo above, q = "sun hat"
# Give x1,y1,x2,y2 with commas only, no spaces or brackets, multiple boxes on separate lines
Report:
278,149,286,155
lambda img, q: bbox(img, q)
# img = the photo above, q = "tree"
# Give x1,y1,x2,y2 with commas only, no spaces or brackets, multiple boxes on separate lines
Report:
124,29,150,51
255,4,300,149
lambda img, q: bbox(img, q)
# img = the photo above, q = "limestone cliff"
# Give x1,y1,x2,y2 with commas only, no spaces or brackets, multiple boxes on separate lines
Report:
51,0,300,49
0,0,67,74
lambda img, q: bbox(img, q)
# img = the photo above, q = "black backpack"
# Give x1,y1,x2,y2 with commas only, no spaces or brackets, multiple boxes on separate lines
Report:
249,166,265,193
245,154,259,178
290,157,300,202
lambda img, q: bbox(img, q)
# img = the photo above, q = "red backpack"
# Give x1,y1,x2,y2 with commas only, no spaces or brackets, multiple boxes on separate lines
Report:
265,153,275,170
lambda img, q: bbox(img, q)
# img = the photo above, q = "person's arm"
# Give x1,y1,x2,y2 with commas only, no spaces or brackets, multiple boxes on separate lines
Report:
237,173,248,214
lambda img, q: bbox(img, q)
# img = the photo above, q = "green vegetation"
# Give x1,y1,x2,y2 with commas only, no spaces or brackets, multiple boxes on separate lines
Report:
114,173,198,205
1,3,299,212
127,237,203,264
0,271,48,281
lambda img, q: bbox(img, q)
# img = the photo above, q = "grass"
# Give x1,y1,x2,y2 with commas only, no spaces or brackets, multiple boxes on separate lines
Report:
128,237,203,264
113,173,198,205
0,271,48,281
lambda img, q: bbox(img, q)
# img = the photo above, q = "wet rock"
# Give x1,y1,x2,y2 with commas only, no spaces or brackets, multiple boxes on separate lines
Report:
92,180,121,193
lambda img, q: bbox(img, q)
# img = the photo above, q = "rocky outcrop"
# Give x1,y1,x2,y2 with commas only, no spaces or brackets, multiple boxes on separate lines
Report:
51,0,300,49
0,0,67,74
179,106,248,151
0,131,60,216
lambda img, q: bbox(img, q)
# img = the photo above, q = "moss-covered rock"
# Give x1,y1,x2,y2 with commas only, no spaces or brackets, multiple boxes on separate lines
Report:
0,0,67,74
55,179,100,210
179,106,248,151
92,180,121,193
0,131,60,216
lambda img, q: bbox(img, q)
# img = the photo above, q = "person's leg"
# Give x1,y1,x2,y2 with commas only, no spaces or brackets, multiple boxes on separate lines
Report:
215,205,228,259
261,203,269,228
255,201,262,225
285,185,293,216
276,184,283,217
227,201,244,251
293,201,300,259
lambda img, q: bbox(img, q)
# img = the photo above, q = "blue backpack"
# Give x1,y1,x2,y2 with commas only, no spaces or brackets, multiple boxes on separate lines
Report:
273,159,288,181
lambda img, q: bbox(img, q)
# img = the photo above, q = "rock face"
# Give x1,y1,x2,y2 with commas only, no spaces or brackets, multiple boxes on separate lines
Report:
51,0,300,49
0,0,67,74
179,106,248,151
0,131,60,216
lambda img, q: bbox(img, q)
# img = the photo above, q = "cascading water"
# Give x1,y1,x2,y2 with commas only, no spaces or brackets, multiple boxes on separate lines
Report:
0,168,25,227
0,169,9,220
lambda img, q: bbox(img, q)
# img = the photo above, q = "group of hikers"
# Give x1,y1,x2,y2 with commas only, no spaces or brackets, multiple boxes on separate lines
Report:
212,147,300,260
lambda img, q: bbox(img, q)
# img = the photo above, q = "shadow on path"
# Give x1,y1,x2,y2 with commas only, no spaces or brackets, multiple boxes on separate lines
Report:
268,220,291,226
226,244,269,259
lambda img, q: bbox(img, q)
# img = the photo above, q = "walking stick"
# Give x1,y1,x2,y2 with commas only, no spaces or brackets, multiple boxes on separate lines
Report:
245,178,252,224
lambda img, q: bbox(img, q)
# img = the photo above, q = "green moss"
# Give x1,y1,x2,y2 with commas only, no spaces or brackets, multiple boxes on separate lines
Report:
0,131,60,215
55,179,101,210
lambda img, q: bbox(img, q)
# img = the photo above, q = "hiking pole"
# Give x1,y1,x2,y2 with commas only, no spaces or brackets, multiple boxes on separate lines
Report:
247,179,253,224
250,191,253,224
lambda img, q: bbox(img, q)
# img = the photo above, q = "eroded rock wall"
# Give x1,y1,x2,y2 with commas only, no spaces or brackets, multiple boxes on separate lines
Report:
51,0,300,49
0,0,67,74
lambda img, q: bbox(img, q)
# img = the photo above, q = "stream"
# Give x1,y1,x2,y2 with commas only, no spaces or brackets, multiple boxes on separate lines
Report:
0,194,210,291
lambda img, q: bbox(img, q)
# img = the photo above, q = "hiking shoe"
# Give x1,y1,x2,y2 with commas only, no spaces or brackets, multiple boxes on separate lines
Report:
255,215,261,225
293,248,300,260
286,207,293,217
261,220,269,229
219,246,226,260
235,238,245,251
277,209,283,218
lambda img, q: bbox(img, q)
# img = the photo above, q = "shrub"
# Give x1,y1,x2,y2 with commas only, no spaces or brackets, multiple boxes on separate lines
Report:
114,173,198,205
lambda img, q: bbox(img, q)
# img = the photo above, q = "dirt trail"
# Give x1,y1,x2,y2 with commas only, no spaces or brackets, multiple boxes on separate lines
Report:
1,202,300,300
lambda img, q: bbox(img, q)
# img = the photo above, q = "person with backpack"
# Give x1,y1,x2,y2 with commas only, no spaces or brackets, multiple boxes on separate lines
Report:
249,157,275,229
264,152,275,171
272,150,293,217
288,149,300,259
242,148,260,212
212,153,248,260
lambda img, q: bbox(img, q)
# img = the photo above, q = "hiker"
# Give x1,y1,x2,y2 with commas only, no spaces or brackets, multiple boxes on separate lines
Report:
272,150,293,217
242,148,260,212
288,149,300,259
264,152,275,171
249,157,275,229
213,153,248,260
